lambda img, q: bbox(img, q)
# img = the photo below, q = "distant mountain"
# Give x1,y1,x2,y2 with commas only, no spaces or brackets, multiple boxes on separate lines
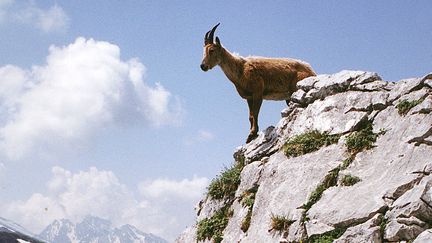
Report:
0,216,45,243
38,215,168,243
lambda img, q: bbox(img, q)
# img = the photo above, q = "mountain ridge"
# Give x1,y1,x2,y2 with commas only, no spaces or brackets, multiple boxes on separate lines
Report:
0,216,45,243
39,215,168,243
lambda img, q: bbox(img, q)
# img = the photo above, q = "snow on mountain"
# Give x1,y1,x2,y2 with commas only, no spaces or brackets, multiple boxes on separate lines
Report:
39,215,168,243
0,216,45,243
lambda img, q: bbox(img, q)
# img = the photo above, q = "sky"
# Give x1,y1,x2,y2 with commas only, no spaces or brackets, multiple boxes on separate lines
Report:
0,0,431,242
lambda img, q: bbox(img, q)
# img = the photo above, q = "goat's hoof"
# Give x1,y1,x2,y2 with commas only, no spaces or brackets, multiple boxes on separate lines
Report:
246,133,258,144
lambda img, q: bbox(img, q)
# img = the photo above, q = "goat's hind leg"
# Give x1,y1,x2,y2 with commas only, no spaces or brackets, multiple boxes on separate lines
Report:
246,96,262,143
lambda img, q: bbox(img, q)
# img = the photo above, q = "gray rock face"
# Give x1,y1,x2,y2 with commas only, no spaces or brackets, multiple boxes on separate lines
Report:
413,229,432,243
334,214,382,243
176,70,432,243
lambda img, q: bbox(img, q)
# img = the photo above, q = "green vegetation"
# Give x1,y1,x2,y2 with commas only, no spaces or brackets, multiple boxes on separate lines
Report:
270,214,295,235
340,174,361,186
283,130,341,158
207,162,244,200
340,154,355,170
196,206,232,243
278,121,385,241
240,185,259,232
345,121,381,154
240,185,258,208
199,158,247,241
308,228,346,243
297,121,384,228
303,168,339,211
378,214,388,241
342,121,385,169
304,183,326,212
241,210,252,233
396,98,424,116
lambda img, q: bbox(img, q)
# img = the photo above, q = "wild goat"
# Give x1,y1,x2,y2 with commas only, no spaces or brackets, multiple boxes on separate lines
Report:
200,23,316,143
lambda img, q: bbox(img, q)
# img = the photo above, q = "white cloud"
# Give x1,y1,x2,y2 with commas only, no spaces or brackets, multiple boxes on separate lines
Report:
34,5,68,32
0,1,69,32
2,166,208,242
139,176,209,200
197,130,215,141
0,37,182,160
15,4,69,32
184,129,215,145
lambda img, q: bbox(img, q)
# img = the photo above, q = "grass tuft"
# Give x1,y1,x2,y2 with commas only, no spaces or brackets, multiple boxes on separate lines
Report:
396,98,424,116
241,210,252,233
378,214,388,241
269,214,295,235
303,168,339,211
340,154,355,170
283,130,341,158
240,185,258,208
345,121,379,154
340,174,361,186
196,206,232,243
308,227,346,243
199,161,246,240
240,185,259,232
207,163,243,200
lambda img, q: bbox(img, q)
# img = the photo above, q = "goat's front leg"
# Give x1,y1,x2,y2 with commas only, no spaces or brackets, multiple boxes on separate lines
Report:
246,96,263,143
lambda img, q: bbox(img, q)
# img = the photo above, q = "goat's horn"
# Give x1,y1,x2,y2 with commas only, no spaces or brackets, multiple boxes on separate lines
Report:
204,30,211,45
208,23,220,44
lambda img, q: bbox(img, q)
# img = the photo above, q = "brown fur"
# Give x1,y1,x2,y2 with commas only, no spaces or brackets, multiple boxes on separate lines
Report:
201,26,316,143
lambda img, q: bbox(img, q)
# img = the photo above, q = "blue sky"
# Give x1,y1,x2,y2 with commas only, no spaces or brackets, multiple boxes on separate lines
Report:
0,0,431,241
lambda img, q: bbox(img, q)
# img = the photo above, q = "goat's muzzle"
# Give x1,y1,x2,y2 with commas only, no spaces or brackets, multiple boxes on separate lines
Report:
200,63,209,72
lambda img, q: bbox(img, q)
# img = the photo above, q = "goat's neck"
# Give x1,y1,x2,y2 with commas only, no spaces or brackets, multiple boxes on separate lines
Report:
218,48,245,85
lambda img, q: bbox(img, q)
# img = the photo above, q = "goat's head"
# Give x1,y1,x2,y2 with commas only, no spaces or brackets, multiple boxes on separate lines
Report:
200,23,222,72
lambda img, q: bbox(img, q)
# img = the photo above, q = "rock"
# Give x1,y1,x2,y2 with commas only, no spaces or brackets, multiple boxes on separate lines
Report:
176,226,198,243
384,176,432,241
334,214,382,243
288,92,369,134
305,220,335,238
290,89,306,105
388,77,425,102
177,71,432,243
241,146,345,243
295,70,381,105
351,80,393,92
235,161,263,198
413,229,432,243
242,125,279,163
196,196,226,221
395,87,430,109
411,95,432,115
425,79,432,89
296,76,318,92
281,102,301,118
220,200,248,243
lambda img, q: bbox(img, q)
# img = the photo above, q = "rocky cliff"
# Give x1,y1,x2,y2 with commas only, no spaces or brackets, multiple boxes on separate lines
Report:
177,70,432,243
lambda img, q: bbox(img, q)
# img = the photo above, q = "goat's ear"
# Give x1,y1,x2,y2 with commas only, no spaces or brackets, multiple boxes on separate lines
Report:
215,36,221,46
